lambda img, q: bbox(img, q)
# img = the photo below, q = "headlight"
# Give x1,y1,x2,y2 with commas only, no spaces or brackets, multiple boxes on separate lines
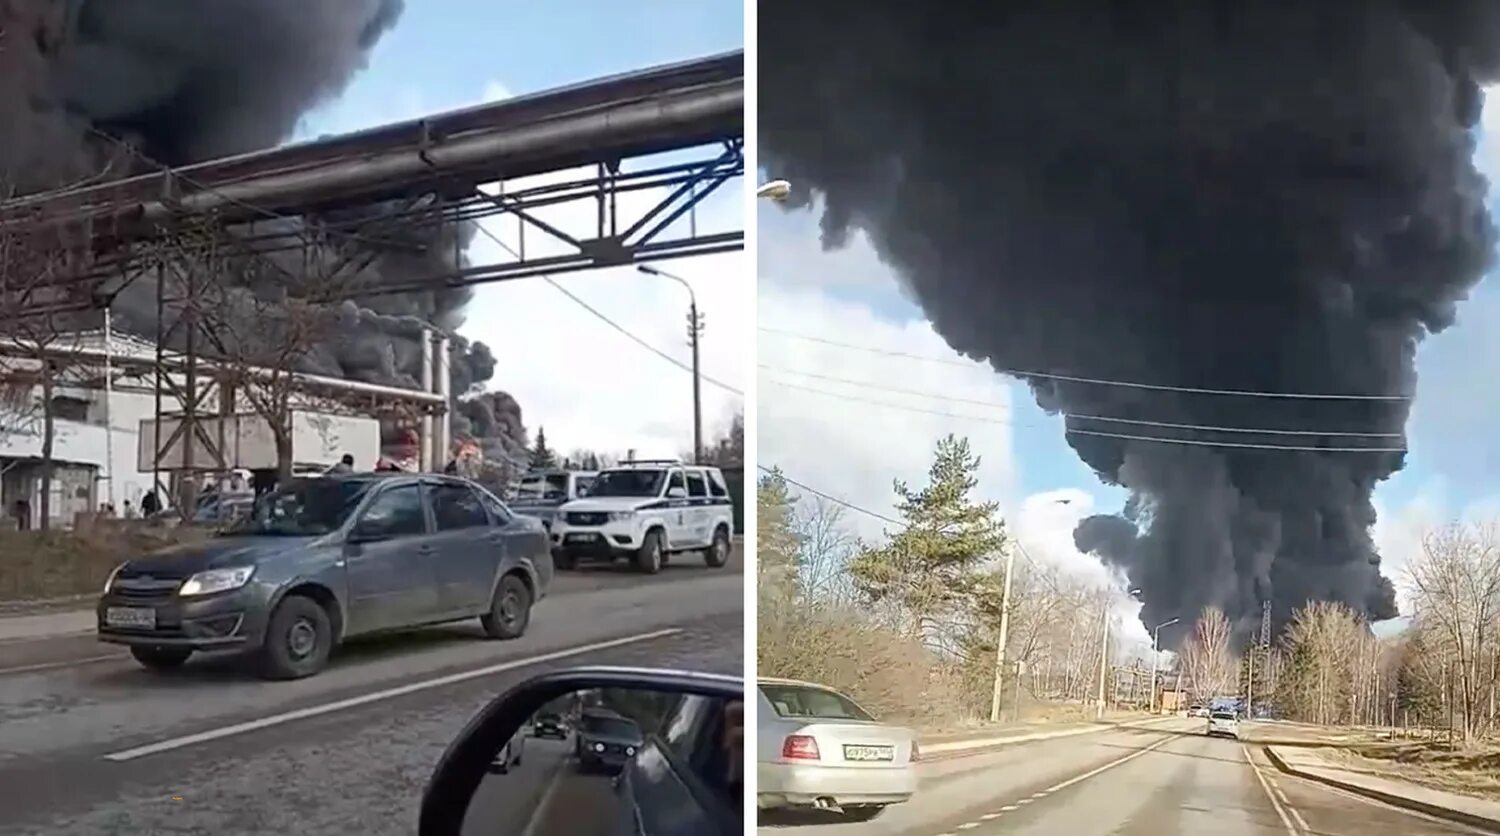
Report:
625,746,636,756
103,564,126,594
593,742,605,753
178,566,256,597
606,511,635,522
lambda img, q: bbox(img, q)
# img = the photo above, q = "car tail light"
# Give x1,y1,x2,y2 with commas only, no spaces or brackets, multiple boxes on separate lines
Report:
782,734,820,760
910,742,921,762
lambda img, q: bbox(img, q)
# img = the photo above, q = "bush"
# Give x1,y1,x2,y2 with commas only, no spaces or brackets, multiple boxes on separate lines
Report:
0,525,210,602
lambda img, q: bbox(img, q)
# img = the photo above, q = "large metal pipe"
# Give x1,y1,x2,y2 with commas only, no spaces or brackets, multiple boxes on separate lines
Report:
420,333,434,471
132,83,741,226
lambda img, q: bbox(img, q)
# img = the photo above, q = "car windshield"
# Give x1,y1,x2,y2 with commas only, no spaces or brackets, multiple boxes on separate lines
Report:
761,684,875,722
587,468,665,497
223,480,373,536
515,474,569,500
1211,712,1236,721
581,715,640,738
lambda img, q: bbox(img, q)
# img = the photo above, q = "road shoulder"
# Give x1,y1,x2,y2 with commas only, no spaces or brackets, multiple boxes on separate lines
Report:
1265,744,1500,833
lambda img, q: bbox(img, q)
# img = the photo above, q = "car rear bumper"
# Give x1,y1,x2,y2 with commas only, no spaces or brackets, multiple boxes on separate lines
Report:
757,762,917,808
97,588,268,651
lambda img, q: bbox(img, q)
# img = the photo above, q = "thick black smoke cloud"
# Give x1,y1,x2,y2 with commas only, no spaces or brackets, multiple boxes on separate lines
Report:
0,0,527,464
760,2,1500,645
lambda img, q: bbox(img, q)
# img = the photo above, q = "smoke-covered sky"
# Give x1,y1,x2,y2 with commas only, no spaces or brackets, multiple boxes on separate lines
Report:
760,2,1500,645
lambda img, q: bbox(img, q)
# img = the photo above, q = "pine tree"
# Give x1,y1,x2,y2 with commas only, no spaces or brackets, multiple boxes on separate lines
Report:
849,434,1007,640
757,469,802,610
530,427,557,470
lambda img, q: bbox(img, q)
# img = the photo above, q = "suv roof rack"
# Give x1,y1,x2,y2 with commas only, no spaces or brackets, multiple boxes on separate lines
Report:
613,458,684,467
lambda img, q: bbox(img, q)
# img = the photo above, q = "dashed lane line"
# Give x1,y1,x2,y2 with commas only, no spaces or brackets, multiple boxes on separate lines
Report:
101,627,682,762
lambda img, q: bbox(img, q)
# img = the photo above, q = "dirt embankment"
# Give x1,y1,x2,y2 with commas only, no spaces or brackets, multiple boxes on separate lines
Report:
0,525,210,604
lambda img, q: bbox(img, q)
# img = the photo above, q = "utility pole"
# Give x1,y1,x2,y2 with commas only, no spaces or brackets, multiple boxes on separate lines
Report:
687,303,703,464
636,265,702,463
989,543,1018,722
1096,607,1110,718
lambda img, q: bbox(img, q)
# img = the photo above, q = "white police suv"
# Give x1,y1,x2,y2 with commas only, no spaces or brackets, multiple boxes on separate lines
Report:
549,460,735,574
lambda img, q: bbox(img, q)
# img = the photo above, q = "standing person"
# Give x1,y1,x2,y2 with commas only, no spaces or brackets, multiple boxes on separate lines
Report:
13,498,30,531
123,500,137,520
328,454,355,474
140,490,159,517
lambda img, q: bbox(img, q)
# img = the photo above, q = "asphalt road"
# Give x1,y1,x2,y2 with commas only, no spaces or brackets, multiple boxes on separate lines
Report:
0,547,741,835
463,734,626,836
758,718,1486,836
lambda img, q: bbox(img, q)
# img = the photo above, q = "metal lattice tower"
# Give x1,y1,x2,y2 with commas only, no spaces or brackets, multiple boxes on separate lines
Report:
1259,599,1272,650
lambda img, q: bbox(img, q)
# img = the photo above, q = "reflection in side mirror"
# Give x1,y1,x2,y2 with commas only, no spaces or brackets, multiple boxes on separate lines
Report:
420,668,743,836
348,522,385,544
666,486,687,499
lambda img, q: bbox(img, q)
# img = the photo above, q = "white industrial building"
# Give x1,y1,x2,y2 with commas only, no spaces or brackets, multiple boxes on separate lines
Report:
0,328,451,531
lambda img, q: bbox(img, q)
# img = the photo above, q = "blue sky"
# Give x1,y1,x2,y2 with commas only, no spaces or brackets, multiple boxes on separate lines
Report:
289,0,747,461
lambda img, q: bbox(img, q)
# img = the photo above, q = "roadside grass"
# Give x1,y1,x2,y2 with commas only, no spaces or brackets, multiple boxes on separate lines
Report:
1321,740,1500,801
0,525,210,603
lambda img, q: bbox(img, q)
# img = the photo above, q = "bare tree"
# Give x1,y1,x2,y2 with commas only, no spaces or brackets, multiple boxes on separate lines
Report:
1181,606,1240,700
1404,519,1500,745
1278,600,1366,725
0,180,96,529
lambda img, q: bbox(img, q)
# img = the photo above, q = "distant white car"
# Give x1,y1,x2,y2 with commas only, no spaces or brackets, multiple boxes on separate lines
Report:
1206,710,1240,739
489,731,525,773
756,677,917,822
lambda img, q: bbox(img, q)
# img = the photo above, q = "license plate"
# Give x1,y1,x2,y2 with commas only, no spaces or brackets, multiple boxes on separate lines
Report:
105,606,156,629
566,533,598,543
843,745,894,762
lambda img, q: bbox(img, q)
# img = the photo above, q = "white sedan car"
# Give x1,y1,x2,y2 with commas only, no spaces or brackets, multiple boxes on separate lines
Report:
756,677,917,822
1206,710,1240,739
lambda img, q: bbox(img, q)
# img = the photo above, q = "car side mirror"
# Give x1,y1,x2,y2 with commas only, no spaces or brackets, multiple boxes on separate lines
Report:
348,520,388,544
418,667,743,836
666,486,687,499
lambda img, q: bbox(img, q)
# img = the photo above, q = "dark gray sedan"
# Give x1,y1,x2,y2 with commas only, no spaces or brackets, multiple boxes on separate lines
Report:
97,473,552,680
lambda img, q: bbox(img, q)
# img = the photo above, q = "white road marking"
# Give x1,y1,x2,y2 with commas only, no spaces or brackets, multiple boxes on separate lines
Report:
1242,745,1301,836
1017,798,1032,805
980,812,1002,820
1000,805,1018,811
1275,761,1493,834
0,653,124,676
102,627,683,762
957,823,978,830
519,753,572,836
1031,791,1049,798
1042,731,1176,794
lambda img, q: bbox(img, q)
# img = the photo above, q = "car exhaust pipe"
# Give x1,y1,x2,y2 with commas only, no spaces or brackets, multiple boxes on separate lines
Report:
813,797,843,813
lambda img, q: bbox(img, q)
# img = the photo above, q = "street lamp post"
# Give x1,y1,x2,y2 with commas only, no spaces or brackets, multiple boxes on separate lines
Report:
1148,617,1180,714
635,265,702,463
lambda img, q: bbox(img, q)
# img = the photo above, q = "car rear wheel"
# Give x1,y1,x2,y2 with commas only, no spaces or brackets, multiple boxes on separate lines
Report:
259,595,333,680
843,806,888,822
704,525,731,567
635,529,664,574
480,574,533,639
130,646,192,671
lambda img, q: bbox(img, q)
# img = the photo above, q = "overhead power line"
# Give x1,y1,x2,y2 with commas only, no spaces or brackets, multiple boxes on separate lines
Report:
475,224,743,396
758,465,902,526
762,365,1402,438
764,378,1407,453
759,327,1410,403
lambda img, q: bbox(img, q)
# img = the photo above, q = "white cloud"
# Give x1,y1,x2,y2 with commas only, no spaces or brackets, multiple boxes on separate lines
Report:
757,237,1017,541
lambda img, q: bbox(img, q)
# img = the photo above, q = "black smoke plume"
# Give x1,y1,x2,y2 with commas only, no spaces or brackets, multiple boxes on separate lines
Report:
0,0,528,468
760,2,1500,645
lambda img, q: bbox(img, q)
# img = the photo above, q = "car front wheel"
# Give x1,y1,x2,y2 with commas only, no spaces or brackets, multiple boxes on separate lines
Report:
259,595,333,680
635,529,664,574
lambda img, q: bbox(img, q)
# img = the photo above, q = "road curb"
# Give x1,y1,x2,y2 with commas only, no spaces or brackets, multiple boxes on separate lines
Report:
922,716,1180,760
1262,746,1500,834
